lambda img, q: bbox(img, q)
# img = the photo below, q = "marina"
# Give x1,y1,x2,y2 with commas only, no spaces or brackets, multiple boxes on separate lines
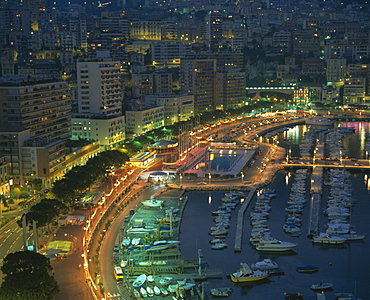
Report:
113,119,369,299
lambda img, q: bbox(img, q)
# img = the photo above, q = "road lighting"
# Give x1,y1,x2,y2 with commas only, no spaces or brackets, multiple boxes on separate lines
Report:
208,173,211,185
241,173,244,183
179,173,183,186
339,150,342,165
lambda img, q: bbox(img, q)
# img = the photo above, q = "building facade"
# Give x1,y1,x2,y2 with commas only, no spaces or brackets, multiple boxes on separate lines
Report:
0,77,71,141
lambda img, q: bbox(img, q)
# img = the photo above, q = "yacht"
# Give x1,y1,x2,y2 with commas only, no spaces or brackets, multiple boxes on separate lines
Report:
142,196,163,208
312,233,347,244
255,236,297,252
230,263,269,283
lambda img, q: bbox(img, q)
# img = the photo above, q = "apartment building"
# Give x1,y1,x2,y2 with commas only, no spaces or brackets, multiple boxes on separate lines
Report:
125,106,164,138
180,58,217,112
0,76,71,141
77,59,122,117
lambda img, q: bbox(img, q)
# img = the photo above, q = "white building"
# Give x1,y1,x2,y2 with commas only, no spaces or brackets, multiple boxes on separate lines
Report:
71,114,125,151
146,94,194,125
125,106,164,138
77,59,123,117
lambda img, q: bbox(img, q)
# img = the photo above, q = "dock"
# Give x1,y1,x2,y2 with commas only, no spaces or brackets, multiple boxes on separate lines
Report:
234,187,256,252
307,133,325,237
316,292,326,300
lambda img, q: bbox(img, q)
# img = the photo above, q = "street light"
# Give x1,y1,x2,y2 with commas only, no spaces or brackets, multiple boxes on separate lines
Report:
179,173,183,186
339,150,342,165
208,173,211,185
241,173,244,183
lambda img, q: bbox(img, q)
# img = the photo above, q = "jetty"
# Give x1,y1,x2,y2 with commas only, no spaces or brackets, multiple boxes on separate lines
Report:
307,134,325,236
234,187,256,252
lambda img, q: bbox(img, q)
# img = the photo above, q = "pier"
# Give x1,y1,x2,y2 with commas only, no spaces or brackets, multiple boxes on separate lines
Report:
307,134,325,236
234,187,256,252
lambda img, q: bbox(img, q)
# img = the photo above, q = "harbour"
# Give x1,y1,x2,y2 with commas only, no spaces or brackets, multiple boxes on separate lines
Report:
115,119,370,300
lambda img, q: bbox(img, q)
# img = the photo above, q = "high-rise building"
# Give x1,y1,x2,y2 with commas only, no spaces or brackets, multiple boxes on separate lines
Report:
204,11,223,50
22,0,45,31
73,59,125,150
77,59,122,117
180,58,217,112
0,76,71,141
0,7,31,35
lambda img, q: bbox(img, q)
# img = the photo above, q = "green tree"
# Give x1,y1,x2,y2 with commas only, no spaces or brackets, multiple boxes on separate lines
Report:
0,251,59,300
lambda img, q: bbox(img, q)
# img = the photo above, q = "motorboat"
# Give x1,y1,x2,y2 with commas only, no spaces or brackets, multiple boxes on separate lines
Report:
209,238,224,244
211,242,227,250
144,240,180,251
296,265,319,273
250,259,279,271
159,276,172,285
312,233,347,244
255,236,298,252
160,288,169,296
132,274,147,288
140,287,147,297
121,238,131,247
142,196,164,208
310,281,333,291
131,237,141,246
230,263,269,283
153,286,161,296
146,286,154,297
210,287,233,297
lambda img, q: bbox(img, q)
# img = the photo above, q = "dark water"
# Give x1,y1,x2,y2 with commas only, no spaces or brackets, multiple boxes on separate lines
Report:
180,122,370,300
180,171,370,299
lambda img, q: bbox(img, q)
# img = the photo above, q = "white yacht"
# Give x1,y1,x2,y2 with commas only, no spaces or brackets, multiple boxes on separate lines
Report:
255,236,297,252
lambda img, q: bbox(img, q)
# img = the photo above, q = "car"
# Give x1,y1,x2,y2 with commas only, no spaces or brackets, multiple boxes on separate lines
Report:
197,181,208,185
113,244,119,252
351,158,358,162
124,216,130,222
353,163,361,166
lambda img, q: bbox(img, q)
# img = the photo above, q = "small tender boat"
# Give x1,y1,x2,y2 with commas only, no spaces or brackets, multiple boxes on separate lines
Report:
120,259,128,268
133,289,141,298
160,287,169,296
146,286,154,297
132,274,147,288
140,287,147,297
210,287,233,297
147,275,155,283
121,238,131,247
154,286,161,296
296,265,319,273
284,292,304,299
310,281,333,291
